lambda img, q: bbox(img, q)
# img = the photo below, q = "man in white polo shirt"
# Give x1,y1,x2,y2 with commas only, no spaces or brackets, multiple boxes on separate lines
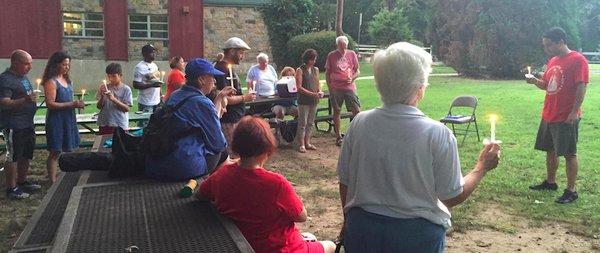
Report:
133,44,162,113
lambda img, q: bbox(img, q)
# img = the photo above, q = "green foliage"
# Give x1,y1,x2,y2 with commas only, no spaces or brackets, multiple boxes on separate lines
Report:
580,1,600,51
342,0,384,44
368,8,413,47
261,0,318,69
428,0,584,78
397,0,435,45
286,31,356,70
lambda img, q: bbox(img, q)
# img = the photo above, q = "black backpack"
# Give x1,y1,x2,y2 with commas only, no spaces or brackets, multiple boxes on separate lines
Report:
278,120,298,143
140,94,200,157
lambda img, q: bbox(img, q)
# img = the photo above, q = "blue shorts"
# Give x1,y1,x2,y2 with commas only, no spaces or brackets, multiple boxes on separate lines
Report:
344,207,445,253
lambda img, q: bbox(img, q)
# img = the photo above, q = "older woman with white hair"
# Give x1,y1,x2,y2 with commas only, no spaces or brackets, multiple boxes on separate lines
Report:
337,42,501,252
246,53,281,115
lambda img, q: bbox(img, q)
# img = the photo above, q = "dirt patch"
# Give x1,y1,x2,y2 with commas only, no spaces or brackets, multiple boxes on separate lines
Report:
269,135,600,252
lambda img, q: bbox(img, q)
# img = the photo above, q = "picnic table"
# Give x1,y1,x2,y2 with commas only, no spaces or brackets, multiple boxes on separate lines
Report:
245,94,353,132
10,170,254,253
32,112,151,135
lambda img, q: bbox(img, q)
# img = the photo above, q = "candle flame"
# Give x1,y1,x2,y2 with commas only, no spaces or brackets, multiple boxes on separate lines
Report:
102,79,107,85
489,114,498,122
36,79,41,84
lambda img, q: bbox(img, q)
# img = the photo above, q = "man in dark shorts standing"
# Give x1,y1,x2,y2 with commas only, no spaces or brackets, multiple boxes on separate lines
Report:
0,49,41,199
325,35,360,146
213,37,256,155
526,27,589,204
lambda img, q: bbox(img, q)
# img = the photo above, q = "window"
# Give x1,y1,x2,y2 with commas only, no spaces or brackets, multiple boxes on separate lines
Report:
63,12,104,38
129,14,168,39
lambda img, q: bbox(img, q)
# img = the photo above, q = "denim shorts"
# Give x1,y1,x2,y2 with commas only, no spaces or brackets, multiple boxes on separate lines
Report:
344,207,445,253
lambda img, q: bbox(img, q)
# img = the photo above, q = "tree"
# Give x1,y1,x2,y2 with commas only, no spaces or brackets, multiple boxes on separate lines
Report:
428,0,584,78
368,8,413,47
261,0,317,68
336,0,344,36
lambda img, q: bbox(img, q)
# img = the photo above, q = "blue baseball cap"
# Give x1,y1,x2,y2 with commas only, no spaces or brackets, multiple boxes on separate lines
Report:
185,58,225,80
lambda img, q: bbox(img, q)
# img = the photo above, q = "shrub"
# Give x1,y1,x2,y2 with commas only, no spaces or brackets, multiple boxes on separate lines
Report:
368,8,413,47
261,0,318,69
286,31,356,70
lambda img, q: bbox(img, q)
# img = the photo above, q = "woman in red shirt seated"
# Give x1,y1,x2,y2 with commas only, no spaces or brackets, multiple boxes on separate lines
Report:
198,116,336,253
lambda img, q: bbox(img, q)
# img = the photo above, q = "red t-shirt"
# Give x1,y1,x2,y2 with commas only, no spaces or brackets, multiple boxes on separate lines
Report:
165,69,185,101
541,51,589,122
325,50,359,92
200,164,308,253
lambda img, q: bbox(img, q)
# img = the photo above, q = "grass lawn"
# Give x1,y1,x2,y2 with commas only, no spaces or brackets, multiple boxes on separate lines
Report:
346,63,600,236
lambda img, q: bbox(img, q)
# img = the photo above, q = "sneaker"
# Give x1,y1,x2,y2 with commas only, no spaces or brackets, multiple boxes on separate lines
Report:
529,180,558,191
6,187,30,200
18,180,41,191
555,189,578,204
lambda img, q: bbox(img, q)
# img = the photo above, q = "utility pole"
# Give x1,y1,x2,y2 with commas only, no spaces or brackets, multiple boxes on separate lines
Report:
357,13,362,46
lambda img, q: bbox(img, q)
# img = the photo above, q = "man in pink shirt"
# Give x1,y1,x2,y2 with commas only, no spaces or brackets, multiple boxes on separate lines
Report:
325,36,361,146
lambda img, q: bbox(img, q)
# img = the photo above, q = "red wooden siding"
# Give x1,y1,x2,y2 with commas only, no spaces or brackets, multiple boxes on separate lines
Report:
0,0,62,59
104,0,129,60
168,0,204,59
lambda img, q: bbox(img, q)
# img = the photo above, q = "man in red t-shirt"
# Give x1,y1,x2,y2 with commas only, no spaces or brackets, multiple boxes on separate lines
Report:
526,27,589,204
325,36,361,146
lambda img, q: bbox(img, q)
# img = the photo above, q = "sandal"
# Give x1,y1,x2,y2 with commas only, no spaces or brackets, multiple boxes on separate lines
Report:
298,146,307,153
335,137,343,146
306,144,317,150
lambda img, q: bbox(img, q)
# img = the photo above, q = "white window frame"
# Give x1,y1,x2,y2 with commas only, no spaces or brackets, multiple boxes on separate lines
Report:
63,12,104,38
128,14,168,40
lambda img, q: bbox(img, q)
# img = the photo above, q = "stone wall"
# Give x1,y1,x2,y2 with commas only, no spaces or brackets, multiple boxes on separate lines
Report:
203,5,271,70
62,0,105,60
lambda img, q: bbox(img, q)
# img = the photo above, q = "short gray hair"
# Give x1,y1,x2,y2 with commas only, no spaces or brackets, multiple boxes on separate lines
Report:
256,53,269,62
335,36,349,45
373,42,432,105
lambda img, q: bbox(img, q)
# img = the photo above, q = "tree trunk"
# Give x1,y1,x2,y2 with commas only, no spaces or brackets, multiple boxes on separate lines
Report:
335,0,344,36
384,0,396,10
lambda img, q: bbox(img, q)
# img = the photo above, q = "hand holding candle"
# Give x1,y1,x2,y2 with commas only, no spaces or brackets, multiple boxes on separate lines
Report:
525,66,534,79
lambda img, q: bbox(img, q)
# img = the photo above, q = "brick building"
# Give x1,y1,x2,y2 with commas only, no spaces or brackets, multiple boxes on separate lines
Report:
0,0,271,89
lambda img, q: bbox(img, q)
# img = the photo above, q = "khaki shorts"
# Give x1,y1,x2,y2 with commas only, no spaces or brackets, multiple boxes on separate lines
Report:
330,90,360,112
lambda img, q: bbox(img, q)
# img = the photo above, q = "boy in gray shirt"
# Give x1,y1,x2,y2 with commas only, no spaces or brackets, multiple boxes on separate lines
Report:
96,63,133,135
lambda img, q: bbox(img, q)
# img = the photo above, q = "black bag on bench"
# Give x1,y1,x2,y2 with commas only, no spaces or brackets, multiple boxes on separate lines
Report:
108,128,145,178
58,152,112,172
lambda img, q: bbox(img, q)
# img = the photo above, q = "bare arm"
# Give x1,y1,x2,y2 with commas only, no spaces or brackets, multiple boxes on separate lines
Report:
441,144,500,208
133,80,160,90
526,77,548,90
107,93,131,112
565,83,587,123
293,207,308,222
0,96,33,109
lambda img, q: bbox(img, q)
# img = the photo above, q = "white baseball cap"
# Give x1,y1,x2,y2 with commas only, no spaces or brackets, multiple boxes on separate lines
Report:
222,37,251,50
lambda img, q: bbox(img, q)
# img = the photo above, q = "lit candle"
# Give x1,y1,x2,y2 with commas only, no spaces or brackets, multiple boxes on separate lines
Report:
227,64,234,87
102,79,108,92
35,78,41,91
527,66,531,75
161,71,166,82
81,89,86,99
490,114,497,142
